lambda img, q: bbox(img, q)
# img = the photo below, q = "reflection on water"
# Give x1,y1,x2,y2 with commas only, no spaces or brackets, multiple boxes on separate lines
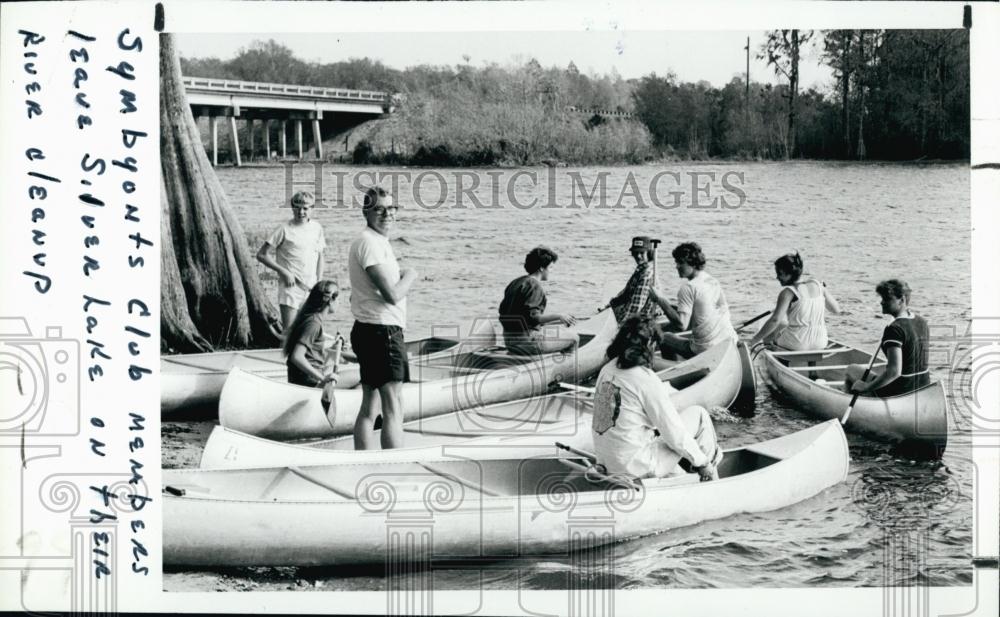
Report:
166,161,972,589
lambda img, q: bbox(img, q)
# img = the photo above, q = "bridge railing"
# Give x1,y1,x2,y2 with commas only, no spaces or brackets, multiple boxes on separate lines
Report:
182,76,389,102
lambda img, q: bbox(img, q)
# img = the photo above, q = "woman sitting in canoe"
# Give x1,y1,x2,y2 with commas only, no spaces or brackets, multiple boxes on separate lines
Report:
844,279,930,397
750,252,841,351
282,279,341,388
592,316,723,482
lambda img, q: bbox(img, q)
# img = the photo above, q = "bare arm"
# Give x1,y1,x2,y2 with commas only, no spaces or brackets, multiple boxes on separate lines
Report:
289,344,334,385
367,263,417,305
750,289,794,346
648,287,682,327
257,243,295,287
853,346,902,393
822,283,841,315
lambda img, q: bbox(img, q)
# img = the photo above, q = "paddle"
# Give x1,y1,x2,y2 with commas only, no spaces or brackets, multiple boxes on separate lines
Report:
650,238,662,293
735,310,772,334
321,334,345,420
841,343,881,425
555,382,596,394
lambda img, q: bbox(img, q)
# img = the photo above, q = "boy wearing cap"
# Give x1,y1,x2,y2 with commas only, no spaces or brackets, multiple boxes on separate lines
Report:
349,186,418,450
498,247,579,355
607,236,664,324
256,191,327,331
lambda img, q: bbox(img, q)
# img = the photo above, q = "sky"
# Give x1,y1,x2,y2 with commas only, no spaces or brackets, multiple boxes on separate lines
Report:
176,31,835,91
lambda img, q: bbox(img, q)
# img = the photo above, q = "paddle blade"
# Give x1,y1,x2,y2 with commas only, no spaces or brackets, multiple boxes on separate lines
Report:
841,393,860,425
322,383,337,427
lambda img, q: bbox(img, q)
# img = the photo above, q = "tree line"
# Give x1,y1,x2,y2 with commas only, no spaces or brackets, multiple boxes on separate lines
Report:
181,30,968,164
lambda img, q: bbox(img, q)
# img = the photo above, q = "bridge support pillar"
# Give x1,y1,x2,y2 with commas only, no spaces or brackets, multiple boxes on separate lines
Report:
248,119,255,161
265,120,273,159
312,119,323,159
296,120,304,160
229,116,241,167
281,120,287,158
210,116,218,167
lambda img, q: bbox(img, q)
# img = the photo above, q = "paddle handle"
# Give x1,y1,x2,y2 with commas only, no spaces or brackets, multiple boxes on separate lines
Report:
735,310,772,334
841,343,881,425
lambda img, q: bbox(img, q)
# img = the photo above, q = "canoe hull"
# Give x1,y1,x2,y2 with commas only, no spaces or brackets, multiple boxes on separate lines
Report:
218,312,617,440
760,343,948,450
165,420,848,566
201,338,745,469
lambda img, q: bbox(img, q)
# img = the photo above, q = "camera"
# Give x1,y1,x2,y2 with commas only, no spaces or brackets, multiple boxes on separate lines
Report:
0,317,80,435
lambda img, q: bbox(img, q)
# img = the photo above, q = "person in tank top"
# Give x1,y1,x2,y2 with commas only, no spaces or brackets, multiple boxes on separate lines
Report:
750,252,841,351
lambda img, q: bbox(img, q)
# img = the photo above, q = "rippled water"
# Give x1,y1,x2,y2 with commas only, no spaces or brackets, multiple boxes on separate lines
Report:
164,161,973,590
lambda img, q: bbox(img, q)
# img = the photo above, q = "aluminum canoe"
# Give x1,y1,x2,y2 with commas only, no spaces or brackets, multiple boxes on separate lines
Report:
201,337,745,469
217,311,618,440
163,420,848,566
759,340,948,450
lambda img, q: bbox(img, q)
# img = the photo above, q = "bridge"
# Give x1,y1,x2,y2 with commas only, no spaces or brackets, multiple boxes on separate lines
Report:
565,106,636,119
183,76,392,166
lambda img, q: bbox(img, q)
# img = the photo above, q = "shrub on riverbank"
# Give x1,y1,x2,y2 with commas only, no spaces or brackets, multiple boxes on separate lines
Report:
348,92,654,166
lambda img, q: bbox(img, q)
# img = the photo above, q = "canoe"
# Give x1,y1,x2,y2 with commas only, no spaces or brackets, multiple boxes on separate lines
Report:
162,325,492,415
731,341,757,415
201,337,745,469
218,311,618,440
164,419,848,566
758,340,948,451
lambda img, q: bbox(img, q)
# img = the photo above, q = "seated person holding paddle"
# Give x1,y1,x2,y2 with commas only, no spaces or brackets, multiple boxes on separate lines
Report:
844,279,930,397
650,242,737,359
592,316,723,482
750,252,841,351
282,279,341,388
498,246,578,355
607,236,664,324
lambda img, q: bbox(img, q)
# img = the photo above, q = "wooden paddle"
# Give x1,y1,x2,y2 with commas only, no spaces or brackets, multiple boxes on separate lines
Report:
841,343,881,425
321,334,345,420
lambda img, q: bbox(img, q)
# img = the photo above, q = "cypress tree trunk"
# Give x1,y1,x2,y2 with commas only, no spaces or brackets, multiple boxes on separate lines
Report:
160,33,282,352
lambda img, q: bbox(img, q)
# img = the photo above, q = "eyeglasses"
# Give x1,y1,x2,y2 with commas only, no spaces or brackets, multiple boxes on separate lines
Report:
322,292,339,300
370,206,399,216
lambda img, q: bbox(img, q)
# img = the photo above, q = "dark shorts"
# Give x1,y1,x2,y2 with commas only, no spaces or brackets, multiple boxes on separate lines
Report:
287,363,322,388
350,321,410,388
874,374,931,398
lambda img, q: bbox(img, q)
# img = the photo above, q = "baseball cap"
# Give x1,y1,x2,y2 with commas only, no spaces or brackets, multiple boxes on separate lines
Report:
630,236,654,252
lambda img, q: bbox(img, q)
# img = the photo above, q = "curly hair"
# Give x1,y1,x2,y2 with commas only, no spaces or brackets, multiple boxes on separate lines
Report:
606,316,660,369
774,252,804,283
876,279,912,303
672,242,706,269
524,246,558,274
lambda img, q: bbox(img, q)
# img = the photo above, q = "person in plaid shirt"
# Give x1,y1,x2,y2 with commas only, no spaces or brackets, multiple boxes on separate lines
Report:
608,236,664,324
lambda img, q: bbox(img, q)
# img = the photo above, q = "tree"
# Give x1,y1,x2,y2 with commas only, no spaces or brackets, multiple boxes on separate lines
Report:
160,33,282,352
760,29,814,158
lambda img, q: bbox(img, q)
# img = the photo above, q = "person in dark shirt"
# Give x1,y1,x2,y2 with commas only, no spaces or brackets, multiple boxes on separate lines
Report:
283,279,341,387
844,279,931,397
498,247,578,355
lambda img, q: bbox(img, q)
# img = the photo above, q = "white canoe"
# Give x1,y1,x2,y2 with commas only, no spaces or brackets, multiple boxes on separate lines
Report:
162,326,489,415
201,337,745,469
218,311,618,440
759,340,948,451
164,419,848,566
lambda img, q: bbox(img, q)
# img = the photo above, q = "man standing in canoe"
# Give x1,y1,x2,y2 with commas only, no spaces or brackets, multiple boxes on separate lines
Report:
592,316,722,481
350,186,418,450
607,236,664,324
256,191,327,332
651,242,737,359
844,279,930,397
498,247,579,354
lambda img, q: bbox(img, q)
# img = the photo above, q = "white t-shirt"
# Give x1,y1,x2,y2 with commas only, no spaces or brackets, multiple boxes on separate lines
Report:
265,220,325,289
348,226,405,326
591,361,708,478
676,271,736,354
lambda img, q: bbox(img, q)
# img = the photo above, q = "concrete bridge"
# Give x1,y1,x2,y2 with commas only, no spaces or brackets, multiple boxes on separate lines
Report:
183,76,392,166
565,106,636,119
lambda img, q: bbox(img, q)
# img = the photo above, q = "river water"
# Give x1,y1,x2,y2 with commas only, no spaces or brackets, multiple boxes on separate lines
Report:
163,161,973,591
